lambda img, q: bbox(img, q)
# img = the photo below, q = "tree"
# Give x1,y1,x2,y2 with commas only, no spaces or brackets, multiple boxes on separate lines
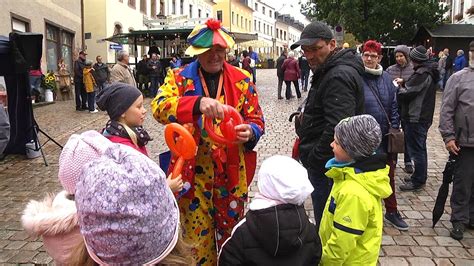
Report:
302,0,447,44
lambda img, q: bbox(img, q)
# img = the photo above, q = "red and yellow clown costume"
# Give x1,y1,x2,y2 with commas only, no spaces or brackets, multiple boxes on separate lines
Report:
151,19,264,266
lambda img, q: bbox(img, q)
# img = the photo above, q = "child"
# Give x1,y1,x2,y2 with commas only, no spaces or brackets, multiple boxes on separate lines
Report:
219,155,322,265
21,131,112,265
72,143,194,265
83,60,98,113
96,82,183,192
319,115,392,265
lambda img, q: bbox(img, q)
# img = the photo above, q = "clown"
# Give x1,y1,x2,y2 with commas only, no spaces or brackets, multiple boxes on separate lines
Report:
151,19,264,265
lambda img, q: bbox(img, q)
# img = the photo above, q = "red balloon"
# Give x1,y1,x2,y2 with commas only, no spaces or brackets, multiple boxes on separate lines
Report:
204,105,244,146
164,123,197,179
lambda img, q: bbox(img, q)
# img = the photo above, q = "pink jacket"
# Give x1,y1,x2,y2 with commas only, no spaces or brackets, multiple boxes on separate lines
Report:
281,58,300,81
22,191,82,265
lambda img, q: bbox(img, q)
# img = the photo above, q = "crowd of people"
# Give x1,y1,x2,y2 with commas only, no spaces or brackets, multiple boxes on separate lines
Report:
18,17,474,266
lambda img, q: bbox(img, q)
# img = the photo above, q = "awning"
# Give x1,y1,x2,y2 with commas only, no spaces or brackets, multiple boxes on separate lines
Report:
102,29,258,46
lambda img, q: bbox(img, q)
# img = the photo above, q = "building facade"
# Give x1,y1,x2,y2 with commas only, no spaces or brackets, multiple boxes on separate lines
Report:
1,0,82,72
213,0,253,33
447,0,474,24
275,13,304,56
251,0,276,59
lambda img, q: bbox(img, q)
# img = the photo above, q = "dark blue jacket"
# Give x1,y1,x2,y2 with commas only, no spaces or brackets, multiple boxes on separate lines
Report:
362,70,400,137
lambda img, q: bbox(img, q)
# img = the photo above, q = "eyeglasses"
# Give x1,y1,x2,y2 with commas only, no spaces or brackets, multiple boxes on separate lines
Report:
363,54,379,59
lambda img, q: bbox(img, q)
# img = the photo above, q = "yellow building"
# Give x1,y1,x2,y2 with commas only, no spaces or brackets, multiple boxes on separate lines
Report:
84,0,159,65
213,0,253,33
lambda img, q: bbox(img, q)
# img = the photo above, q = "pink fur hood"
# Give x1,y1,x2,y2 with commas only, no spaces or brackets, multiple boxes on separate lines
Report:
21,190,82,264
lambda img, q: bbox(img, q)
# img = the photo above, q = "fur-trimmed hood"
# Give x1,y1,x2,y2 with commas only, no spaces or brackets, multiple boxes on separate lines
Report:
22,190,78,236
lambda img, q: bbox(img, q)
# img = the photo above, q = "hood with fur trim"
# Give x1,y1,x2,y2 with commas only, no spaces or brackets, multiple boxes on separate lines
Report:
22,190,78,236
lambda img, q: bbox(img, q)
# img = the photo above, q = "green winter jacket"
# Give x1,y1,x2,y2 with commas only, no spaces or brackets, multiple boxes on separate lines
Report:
319,154,392,265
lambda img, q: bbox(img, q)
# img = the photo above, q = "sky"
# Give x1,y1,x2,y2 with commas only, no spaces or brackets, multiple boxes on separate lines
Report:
271,0,310,23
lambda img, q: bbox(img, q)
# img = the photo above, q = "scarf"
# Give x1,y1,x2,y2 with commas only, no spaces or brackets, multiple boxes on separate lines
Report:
105,120,152,147
364,64,383,76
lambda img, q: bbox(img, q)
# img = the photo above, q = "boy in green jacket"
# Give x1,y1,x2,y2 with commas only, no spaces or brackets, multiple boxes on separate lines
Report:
319,114,392,265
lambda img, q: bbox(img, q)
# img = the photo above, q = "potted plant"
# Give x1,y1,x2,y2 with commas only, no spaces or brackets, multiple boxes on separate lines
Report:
42,71,57,102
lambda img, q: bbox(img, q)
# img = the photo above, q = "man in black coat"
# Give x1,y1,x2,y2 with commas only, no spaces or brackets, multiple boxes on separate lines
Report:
291,21,365,228
298,53,310,92
276,51,288,99
73,50,88,111
92,55,110,93
136,54,149,94
398,45,440,191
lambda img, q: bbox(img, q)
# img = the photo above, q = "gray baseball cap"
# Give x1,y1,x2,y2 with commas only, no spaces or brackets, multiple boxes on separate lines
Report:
290,21,334,50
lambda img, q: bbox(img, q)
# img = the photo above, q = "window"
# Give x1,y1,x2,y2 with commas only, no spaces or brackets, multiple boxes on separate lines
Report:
189,4,193,18
245,18,248,30
128,0,136,9
45,23,74,72
180,0,184,14
263,23,266,34
217,10,223,21
269,10,272,18
255,3,258,11
159,0,164,15
270,26,273,35
236,14,239,26
232,12,235,24
198,9,201,18
284,31,286,40
254,20,257,30
11,17,30,32
140,0,146,13
172,0,176,14
206,13,209,18
241,17,243,28
262,6,265,15
258,21,261,32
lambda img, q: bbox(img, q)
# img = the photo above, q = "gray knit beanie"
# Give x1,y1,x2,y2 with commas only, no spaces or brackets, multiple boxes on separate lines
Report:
394,45,410,60
96,82,142,120
409,45,429,63
334,115,382,161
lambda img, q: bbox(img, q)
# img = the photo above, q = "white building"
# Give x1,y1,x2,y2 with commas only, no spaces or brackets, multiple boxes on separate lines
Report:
161,0,214,22
251,0,276,59
275,13,304,55
444,0,474,24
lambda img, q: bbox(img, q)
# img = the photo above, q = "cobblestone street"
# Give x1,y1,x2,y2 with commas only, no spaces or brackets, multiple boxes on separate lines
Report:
0,69,473,264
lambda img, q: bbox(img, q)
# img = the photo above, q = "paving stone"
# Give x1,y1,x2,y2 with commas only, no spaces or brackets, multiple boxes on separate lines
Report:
7,250,37,263
21,241,43,251
430,247,454,257
383,245,412,257
449,258,474,266
406,257,435,266
378,257,409,266
4,240,27,250
433,258,454,266
409,246,432,257
383,226,402,236
393,235,417,246
414,236,439,246
403,210,425,219
446,247,472,259
0,250,18,263
31,252,53,264
9,230,31,241
434,236,463,247
419,227,438,236
460,238,474,248
382,235,396,246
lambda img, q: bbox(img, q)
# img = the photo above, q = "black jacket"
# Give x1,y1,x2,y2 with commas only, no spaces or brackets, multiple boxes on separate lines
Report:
398,61,439,124
219,204,321,266
297,49,365,170
299,56,310,73
276,55,287,77
73,58,86,81
92,63,110,83
147,59,163,77
136,59,149,75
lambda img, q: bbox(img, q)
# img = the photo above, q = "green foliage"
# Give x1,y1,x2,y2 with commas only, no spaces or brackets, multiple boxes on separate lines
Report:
302,0,447,44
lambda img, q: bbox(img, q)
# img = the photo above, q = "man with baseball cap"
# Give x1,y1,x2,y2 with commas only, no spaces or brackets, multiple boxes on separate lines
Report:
292,21,365,228
73,50,88,111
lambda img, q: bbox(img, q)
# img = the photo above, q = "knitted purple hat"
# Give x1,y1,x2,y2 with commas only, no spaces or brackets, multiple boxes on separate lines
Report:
75,144,179,265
